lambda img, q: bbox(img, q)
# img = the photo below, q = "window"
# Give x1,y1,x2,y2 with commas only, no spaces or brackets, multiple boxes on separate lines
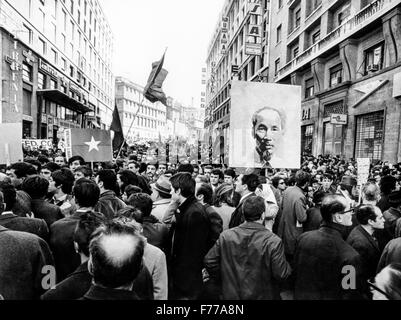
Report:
38,72,46,89
312,30,320,44
39,38,47,55
276,25,282,43
295,8,301,28
70,65,74,77
61,33,66,51
22,24,33,44
62,9,67,31
305,78,314,98
274,58,280,76
61,57,67,71
364,42,384,74
22,63,33,82
293,45,299,59
23,89,32,116
329,64,343,87
301,125,314,155
51,48,58,64
355,111,384,162
278,0,283,9
50,78,57,89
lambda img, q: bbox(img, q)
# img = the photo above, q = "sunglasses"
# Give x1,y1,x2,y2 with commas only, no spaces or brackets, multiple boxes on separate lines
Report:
367,279,393,300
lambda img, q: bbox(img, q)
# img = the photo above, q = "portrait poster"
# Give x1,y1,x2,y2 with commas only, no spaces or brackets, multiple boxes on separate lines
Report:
229,81,301,169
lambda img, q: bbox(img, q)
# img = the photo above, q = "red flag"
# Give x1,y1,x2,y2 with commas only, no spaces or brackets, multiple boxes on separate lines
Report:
64,129,112,162
110,103,124,152
143,52,168,106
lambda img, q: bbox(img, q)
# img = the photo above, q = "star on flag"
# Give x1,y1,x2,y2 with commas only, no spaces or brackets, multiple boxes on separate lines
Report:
85,136,101,152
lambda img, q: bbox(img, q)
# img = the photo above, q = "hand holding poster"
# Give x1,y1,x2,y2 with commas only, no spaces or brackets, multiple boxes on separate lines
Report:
229,81,301,169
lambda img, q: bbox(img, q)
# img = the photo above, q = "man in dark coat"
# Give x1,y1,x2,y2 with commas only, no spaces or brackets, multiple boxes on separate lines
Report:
294,194,363,300
347,205,384,297
228,173,259,229
0,183,48,241
303,190,326,232
205,196,291,300
0,226,54,300
79,220,146,300
169,173,211,300
21,175,63,227
42,212,153,300
94,170,126,219
377,175,396,213
278,170,310,264
50,179,101,282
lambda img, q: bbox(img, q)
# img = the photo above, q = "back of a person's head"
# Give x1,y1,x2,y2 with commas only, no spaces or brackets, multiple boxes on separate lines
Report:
124,185,143,198
214,183,234,206
355,204,377,225
177,163,194,174
362,182,380,202
52,168,75,195
9,162,37,179
73,178,100,208
96,169,117,191
320,194,347,223
196,183,214,206
295,170,311,187
242,173,259,192
117,206,143,224
0,183,16,211
89,220,145,289
313,190,327,206
42,162,61,173
380,175,397,195
170,172,195,198
24,159,41,173
243,196,266,222
74,211,106,257
126,193,153,217
118,170,139,192
21,175,49,199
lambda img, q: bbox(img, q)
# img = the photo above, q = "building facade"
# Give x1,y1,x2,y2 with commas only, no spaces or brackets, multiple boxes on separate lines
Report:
270,0,401,163
115,76,167,144
0,0,114,143
204,0,271,147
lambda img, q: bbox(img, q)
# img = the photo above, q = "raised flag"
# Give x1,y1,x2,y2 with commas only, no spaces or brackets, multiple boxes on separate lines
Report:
64,129,112,162
143,52,168,106
110,103,125,152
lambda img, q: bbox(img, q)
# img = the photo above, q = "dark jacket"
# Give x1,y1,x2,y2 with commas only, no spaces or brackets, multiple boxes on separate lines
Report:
303,206,322,232
80,285,140,300
170,196,211,299
204,204,223,250
278,186,308,256
0,226,54,300
31,198,64,227
383,207,401,239
142,215,170,254
347,225,381,291
49,212,82,282
228,192,256,229
294,221,363,300
204,222,291,300
377,237,401,273
377,193,391,213
0,213,49,241
94,190,126,219
41,261,154,300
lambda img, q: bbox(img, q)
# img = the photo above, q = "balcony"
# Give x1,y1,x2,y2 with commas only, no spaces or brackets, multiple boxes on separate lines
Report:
274,0,400,81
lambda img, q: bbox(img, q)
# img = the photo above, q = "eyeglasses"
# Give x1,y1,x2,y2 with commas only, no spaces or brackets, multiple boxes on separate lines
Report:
367,279,393,300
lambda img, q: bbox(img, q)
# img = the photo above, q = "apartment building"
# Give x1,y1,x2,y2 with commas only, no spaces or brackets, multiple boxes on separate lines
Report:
0,0,114,142
270,0,401,162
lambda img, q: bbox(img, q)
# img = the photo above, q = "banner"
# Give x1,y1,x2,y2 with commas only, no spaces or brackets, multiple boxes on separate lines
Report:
0,123,23,165
246,0,263,56
357,158,370,185
22,139,53,150
229,81,301,169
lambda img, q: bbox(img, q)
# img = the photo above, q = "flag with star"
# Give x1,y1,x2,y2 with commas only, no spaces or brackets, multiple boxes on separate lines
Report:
64,129,112,162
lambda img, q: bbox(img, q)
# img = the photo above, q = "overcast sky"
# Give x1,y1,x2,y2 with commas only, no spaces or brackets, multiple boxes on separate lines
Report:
99,0,225,107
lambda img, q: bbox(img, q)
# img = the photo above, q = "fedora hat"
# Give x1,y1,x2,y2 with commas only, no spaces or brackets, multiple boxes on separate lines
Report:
152,177,172,198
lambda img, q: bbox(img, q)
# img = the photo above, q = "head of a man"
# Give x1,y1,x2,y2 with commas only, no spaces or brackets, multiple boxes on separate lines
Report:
74,166,93,181
54,156,66,167
127,161,140,174
68,156,85,172
210,169,223,187
0,183,17,213
158,163,167,175
95,170,117,194
203,165,213,178
356,204,384,230
48,168,75,196
73,178,100,209
223,168,236,185
320,194,353,227
362,182,381,205
40,162,62,181
6,162,37,188
322,173,333,191
21,175,49,200
88,220,145,290
195,183,214,206
146,162,158,179
252,107,286,163
170,172,195,204
243,196,266,222
126,193,153,219
235,173,259,196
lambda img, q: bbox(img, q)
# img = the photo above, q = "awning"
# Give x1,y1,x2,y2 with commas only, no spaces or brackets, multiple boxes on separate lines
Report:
37,89,92,114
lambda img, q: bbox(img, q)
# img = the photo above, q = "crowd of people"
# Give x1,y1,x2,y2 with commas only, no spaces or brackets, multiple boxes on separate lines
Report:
1,147,401,300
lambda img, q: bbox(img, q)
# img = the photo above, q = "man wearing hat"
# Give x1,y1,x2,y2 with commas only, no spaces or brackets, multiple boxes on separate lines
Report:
150,176,172,222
